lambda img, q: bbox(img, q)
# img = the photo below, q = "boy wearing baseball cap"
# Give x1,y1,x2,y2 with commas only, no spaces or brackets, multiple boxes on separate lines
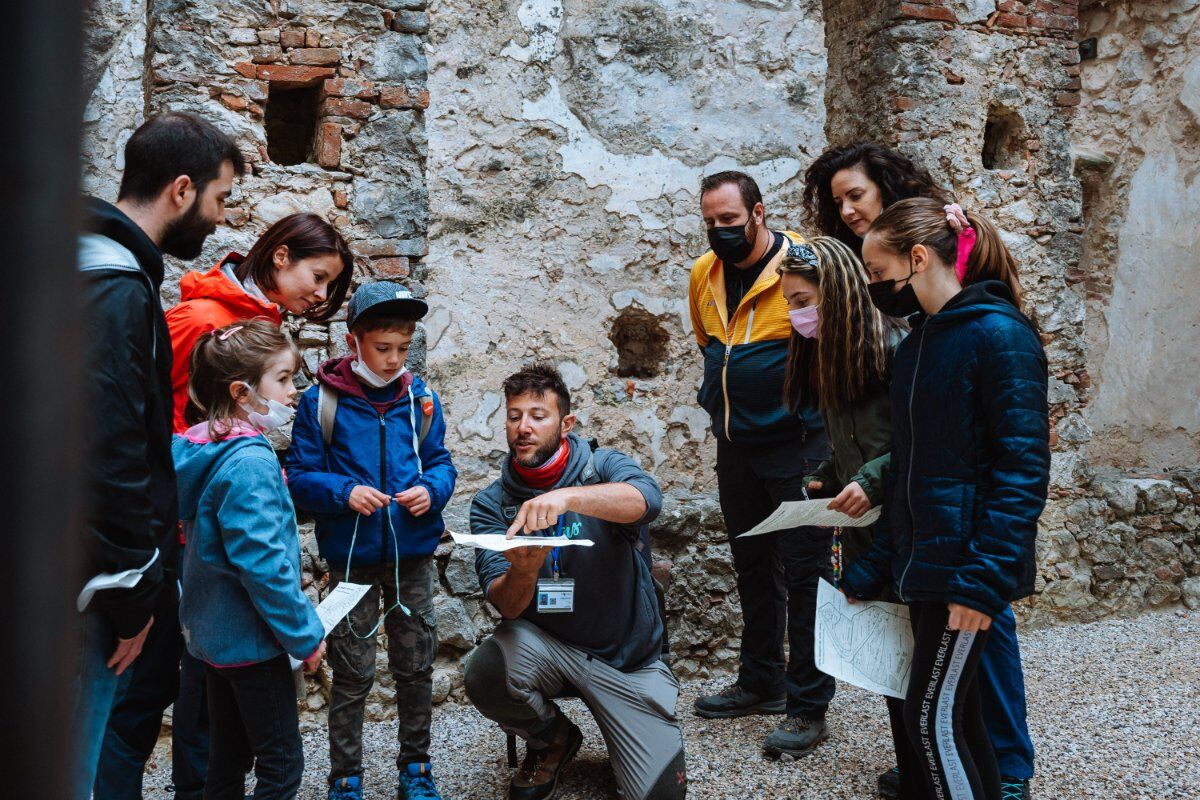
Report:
285,281,457,800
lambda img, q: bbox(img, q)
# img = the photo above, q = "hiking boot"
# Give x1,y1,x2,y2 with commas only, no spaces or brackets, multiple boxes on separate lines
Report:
398,763,442,800
693,683,786,719
1000,777,1031,800
877,766,900,798
509,719,583,800
762,715,829,758
328,776,364,800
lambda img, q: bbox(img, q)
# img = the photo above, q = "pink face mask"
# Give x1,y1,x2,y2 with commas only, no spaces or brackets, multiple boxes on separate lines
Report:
789,305,820,338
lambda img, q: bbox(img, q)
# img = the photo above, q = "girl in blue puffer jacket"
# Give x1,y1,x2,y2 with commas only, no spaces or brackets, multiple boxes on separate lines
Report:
843,198,1050,800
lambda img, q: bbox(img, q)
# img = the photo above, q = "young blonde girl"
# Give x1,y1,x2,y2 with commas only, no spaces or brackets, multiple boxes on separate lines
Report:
174,319,324,800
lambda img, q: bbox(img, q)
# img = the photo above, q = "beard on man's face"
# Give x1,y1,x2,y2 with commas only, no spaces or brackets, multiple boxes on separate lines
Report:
509,427,563,468
160,196,219,260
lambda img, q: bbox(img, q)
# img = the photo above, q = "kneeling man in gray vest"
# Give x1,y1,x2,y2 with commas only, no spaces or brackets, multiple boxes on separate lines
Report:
464,363,687,800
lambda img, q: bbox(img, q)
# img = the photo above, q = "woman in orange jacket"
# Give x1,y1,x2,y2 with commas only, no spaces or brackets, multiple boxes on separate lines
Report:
166,212,353,432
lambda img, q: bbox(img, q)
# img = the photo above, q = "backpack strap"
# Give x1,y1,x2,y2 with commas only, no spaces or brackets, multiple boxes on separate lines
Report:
317,382,338,447
416,388,435,449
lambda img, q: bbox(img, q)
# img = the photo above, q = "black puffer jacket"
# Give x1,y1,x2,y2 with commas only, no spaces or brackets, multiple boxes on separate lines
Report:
77,197,178,638
841,281,1050,617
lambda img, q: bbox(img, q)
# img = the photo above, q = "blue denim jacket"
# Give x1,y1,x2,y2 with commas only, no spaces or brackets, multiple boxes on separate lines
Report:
174,422,323,666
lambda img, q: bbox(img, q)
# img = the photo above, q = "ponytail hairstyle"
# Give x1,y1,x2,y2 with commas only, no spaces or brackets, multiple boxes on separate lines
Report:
185,318,299,441
779,237,905,412
232,212,353,322
802,142,948,253
866,197,1024,309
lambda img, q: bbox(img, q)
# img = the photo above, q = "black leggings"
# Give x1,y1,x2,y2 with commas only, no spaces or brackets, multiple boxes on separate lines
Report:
892,603,1000,800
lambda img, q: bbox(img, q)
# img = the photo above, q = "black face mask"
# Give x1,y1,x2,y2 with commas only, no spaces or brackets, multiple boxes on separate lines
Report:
707,220,757,265
867,259,922,318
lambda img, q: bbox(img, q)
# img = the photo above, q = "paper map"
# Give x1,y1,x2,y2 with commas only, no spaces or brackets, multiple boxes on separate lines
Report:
449,529,595,552
738,499,882,538
814,578,913,699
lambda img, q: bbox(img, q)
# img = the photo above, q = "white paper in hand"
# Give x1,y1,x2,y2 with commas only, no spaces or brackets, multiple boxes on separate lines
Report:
289,581,372,670
738,499,881,538
449,529,594,552
814,578,913,699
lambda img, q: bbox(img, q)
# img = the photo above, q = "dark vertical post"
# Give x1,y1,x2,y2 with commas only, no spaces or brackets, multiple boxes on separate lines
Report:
0,0,85,795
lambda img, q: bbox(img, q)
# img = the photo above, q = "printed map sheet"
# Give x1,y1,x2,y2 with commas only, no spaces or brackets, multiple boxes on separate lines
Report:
815,578,913,699
738,499,882,538
449,529,595,552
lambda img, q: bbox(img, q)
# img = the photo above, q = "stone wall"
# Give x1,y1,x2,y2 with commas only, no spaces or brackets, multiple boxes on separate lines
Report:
423,0,828,496
1073,0,1200,471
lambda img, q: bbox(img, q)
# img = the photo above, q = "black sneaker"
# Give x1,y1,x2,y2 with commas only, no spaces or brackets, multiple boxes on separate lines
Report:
1000,777,1031,800
762,715,829,758
877,766,900,798
693,683,786,719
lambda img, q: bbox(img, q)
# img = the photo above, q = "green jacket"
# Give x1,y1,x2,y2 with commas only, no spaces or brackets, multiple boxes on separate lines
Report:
805,384,892,506
804,378,893,572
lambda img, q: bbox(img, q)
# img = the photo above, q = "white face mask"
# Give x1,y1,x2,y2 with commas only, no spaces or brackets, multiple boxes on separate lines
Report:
238,383,295,432
351,337,403,389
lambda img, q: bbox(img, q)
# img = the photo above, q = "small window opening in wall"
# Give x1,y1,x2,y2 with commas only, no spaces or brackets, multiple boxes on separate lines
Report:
265,84,320,165
982,106,1026,171
609,307,670,378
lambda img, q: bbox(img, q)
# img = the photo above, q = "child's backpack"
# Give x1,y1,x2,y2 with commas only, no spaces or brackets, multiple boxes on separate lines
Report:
315,381,436,450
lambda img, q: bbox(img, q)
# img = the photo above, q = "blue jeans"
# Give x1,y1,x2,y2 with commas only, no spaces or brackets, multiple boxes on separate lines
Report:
979,605,1036,780
73,611,124,800
96,585,209,800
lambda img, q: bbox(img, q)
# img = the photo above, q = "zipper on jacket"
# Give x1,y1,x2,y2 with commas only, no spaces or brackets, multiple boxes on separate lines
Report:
897,326,927,602
378,411,388,561
721,300,758,441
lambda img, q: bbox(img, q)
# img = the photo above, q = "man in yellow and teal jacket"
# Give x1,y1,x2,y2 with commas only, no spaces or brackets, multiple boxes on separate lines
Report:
687,171,834,759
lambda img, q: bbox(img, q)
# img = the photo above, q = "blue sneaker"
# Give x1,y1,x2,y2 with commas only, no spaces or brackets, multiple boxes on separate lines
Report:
328,776,363,800
398,763,443,800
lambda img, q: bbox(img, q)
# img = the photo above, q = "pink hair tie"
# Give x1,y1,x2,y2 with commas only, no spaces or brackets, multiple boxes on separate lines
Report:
944,203,975,282
954,227,976,282
214,325,244,341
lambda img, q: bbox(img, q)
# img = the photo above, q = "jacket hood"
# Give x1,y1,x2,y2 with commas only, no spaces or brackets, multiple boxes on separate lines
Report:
173,425,268,521
83,197,164,287
500,431,595,501
921,280,1035,333
317,356,415,403
178,256,281,321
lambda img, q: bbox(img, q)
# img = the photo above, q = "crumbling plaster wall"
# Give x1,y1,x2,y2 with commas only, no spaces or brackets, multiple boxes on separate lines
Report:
1074,0,1200,471
424,0,828,496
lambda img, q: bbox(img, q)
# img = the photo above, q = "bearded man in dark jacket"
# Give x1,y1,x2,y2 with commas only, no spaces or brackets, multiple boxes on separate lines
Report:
73,112,241,800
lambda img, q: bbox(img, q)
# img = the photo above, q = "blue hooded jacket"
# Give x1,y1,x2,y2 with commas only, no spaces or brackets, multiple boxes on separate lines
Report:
285,357,457,570
174,424,323,667
841,281,1050,618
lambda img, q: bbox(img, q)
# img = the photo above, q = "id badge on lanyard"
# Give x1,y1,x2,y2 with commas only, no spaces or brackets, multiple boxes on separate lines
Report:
536,518,575,614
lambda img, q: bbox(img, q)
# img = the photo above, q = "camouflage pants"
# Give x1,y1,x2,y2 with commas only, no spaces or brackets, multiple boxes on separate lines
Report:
326,557,437,780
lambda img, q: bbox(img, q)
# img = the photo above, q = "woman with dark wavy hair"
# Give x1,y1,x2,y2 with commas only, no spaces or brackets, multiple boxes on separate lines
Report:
802,141,947,254
802,144,1037,800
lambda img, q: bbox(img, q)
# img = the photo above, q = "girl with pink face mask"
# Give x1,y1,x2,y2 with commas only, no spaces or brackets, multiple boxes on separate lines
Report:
777,236,905,565
777,234,910,792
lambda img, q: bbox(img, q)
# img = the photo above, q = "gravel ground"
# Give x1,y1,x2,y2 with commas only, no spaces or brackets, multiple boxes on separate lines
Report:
141,609,1200,799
